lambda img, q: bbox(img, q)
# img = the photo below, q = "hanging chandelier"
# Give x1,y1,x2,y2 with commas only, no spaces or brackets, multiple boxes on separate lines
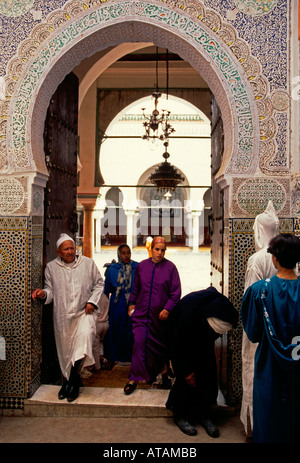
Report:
141,91,175,141
149,142,185,192
141,48,175,142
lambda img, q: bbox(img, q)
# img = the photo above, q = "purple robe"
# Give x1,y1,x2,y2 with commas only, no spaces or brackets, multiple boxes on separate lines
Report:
128,258,181,383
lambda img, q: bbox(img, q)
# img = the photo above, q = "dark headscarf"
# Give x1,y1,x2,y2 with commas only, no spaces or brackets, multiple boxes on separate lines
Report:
115,244,133,304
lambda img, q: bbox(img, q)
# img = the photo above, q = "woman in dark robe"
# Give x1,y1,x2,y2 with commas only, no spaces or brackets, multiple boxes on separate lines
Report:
123,237,181,395
241,233,300,443
104,244,138,363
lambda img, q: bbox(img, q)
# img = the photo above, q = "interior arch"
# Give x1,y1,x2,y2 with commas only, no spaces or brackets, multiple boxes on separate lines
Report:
78,42,151,108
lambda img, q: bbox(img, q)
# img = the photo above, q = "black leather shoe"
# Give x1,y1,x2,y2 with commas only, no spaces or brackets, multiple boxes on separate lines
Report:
67,383,80,402
58,381,69,400
200,418,220,438
174,417,197,436
124,381,137,395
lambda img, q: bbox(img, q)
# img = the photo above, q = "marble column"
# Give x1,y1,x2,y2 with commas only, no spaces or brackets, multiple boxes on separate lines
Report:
124,209,137,250
94,210,105,252
192,210,202,253
80,198,97,258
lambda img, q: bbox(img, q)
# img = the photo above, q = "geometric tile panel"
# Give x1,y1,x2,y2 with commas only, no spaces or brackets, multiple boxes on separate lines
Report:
228,216,297,403
233,177,290,217
0,216,43,409
30,218,43,395
0,216,29,406
228,219,255,403
0,177,28,215
295,218,300,237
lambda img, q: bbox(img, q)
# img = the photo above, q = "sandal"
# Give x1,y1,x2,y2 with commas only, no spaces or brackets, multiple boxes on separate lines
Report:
124,381,137,395
100,356,115,370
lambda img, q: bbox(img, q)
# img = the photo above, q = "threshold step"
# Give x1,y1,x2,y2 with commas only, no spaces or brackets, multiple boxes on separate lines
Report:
24,385,172,418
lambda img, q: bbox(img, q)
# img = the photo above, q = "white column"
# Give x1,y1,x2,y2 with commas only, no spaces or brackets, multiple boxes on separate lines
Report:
124,210,135,250
94,210,104,252
93,193,107,253
122,188,139,250
184,210,193,247
95,217,101,252
185,197,204,252
192,211,202,253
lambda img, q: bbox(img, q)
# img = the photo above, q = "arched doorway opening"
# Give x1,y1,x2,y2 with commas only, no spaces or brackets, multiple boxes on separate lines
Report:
35,22,255,402
97,92,211,250
42,58,224,393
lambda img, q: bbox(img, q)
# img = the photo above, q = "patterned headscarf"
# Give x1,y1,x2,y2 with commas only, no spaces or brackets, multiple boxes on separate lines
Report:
151,236,167,249
114,244,133,304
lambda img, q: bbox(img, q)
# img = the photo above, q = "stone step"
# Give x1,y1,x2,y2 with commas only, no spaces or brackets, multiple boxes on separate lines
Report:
24,385,235,418
24,385,172,418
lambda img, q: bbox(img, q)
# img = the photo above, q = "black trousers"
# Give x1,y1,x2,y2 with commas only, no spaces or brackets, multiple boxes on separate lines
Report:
166,323,219,421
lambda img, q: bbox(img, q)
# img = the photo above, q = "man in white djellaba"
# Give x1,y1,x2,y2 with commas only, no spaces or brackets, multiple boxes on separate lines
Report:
32,233,104,402
240,201,279,437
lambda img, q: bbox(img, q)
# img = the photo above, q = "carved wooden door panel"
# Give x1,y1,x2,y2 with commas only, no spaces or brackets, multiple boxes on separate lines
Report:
210,95,224,295
42,72,79,383
44,72,79,263
210,94,228,399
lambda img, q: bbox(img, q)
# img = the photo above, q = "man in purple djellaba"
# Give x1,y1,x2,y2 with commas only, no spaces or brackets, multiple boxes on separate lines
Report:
123,237,181,395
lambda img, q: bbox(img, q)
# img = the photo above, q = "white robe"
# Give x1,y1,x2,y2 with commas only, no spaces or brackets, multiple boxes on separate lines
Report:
43,255,104,379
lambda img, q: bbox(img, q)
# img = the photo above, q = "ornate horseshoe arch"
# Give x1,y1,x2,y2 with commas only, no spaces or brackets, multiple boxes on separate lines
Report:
3,0,261,187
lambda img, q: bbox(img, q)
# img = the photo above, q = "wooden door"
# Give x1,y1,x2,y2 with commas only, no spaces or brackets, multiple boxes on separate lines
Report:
210,95,228,399
42,72,79,383
210,96,224,294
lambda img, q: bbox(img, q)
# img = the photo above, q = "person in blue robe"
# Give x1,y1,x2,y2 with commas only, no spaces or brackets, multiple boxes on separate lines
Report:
241,233,300,443
104,244,138,363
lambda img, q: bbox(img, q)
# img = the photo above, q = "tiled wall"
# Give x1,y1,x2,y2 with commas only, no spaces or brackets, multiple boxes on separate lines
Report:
0,216,43,410
227,217,299,403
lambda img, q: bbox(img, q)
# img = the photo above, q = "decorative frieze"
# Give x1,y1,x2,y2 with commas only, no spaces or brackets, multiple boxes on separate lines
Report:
232,177,290,217
0,0,290,181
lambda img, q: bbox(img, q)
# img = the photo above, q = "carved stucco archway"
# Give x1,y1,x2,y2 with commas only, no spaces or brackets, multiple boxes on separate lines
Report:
4,0,260,187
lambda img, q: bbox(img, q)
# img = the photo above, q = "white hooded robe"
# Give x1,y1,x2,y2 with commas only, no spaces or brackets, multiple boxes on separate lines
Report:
240,201,279,435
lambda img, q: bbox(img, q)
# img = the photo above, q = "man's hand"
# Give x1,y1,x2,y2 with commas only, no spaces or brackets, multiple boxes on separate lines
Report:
32,289,46,301
85,303,95,314
128,305,135,317
159,309,169,320
185,372,196,387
